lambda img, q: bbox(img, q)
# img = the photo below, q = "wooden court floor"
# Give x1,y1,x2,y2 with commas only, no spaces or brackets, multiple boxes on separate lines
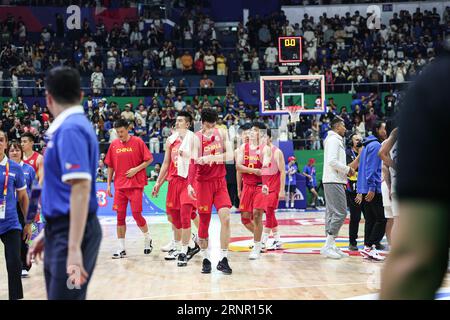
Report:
1,210,449,300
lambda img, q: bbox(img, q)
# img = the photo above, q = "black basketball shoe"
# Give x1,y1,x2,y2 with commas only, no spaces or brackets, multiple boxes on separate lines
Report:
201,258,212,274
217,257,232,275
177,253,188,267
187,242,200,260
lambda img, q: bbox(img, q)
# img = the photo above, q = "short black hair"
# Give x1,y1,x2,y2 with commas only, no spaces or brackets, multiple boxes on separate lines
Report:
114,119,129,129
201,108,218,123
266,128,272,138
373,120,386,138
45,66,81,105
331,116,344,129
252,121,267,130
21,132,35,142
239,123,252,132
176,111,193,125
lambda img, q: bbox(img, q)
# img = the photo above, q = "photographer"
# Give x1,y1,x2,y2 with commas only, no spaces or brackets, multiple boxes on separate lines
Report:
96,159,107,182
346,133,363,251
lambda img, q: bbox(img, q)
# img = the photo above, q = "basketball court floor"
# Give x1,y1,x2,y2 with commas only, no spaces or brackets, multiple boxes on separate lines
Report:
1,209,449,300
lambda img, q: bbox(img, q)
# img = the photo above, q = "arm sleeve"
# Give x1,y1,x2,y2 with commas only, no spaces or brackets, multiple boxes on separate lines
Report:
14,166,27,191
57,129,93,183
187,160,197,185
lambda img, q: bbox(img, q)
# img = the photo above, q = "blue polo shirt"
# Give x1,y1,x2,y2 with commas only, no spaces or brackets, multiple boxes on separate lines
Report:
303,165,317,188
0,157,27,235
42,106,99,219
20,162,36,197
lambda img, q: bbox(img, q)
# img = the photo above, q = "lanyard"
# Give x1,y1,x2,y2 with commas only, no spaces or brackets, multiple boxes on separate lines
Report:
3,161,9,197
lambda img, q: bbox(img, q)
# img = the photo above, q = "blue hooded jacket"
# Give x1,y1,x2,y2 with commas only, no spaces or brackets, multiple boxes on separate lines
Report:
356,135,382,194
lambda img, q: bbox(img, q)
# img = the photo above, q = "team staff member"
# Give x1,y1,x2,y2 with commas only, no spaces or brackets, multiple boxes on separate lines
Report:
27,66,102,300
8,141,36,278
105,119,153,259
0,131,30,300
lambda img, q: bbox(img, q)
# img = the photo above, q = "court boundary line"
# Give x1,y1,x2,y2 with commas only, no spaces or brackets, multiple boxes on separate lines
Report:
129,281,378,300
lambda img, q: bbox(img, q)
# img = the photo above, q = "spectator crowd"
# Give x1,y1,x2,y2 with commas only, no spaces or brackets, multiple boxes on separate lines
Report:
0,3,448,164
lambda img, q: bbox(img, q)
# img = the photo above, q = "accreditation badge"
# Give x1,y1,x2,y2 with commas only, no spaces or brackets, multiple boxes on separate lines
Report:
0,199,5,219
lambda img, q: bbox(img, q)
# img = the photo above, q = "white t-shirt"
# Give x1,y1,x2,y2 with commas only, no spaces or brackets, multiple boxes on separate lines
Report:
113,77,126,90
264,47,278,64
91,72,104,88
204,54,215,70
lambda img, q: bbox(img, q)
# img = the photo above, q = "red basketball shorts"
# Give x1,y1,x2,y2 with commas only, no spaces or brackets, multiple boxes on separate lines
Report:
239,184,267,213
265,192,279,210
113,188,143,213
196,177,232,214
166,176,196,212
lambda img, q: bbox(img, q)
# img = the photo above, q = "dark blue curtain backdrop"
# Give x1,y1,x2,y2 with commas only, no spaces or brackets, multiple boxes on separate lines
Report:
210,0,280,22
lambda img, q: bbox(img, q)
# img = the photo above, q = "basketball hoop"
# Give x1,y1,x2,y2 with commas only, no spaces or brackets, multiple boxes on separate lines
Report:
286,106,302,122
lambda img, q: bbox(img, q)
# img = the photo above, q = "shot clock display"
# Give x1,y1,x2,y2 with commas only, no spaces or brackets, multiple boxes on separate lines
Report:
278,36,302,65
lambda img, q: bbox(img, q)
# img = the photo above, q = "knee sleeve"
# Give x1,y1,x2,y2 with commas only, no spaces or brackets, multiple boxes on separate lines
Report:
241,216,252,226
117,211,126,226
198,213,211,239
181,204,193,229
265,207,278,229
170,210,182,229
132,211,147,227
190,208,197,220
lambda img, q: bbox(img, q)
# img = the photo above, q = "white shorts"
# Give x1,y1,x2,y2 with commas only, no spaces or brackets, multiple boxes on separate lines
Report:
382,181,399,218
381,181,391,207
384,206,394,219
391,192,399,217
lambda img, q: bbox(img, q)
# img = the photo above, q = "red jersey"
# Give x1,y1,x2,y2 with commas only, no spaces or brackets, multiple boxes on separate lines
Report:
241,143,263,186
195,128,226,181
23,151,40,174
167,136,182,181
262,145,281,194
105,136,153,189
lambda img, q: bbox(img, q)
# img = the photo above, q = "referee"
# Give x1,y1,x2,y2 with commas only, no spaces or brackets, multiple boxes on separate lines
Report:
27,66,102,300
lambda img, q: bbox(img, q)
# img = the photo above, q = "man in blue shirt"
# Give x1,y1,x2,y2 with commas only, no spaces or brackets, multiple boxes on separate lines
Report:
0,130,30,300
356,121,387,261
302,158,318,208
27,66,102,300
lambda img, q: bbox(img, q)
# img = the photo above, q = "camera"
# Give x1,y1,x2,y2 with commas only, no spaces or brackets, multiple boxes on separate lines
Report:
356,141,363,148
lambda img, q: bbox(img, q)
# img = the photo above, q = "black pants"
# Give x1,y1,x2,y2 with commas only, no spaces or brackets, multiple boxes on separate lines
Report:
44,213,102,300
362,193,386,247
346,191,364,246
17,206,30,271
0,229,23,300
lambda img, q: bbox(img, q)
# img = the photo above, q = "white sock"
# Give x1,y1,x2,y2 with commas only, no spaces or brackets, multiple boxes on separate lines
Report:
273,231,281,241
261,232,269,244
118,238,125,251
181,245,188,255
201,249,210,260
220,249,228,259
174,240,181,251
254,241,261,250
143,231,151,240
